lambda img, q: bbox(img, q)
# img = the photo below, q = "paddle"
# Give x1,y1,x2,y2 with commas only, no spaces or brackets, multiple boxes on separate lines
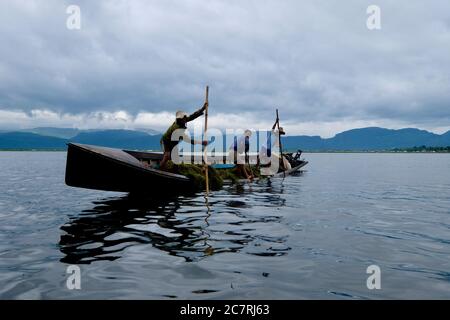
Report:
204,86,210,197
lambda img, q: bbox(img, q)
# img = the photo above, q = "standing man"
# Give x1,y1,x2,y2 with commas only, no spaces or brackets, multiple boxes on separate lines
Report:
259,125,290,173
230,129,254,180
160,102,208,170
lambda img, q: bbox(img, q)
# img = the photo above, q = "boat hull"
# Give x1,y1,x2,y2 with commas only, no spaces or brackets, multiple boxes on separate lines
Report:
65,143,308,193
65,143,192,193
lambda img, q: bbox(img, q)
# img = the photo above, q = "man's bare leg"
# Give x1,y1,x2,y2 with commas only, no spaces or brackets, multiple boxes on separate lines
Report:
160,151,171,170
245,165,254,181
238,164,252,180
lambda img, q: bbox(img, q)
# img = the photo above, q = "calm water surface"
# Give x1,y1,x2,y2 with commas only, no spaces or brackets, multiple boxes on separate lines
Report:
0,152,449,299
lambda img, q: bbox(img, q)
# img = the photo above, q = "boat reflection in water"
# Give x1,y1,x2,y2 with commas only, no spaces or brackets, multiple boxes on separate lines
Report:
59,181,291,264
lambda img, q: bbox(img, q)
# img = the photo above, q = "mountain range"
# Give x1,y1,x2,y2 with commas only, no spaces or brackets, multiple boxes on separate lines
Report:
0,127,449,151
282,127,450,151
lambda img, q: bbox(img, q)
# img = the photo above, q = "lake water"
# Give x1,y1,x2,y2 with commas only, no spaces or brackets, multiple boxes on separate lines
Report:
0,152,449,299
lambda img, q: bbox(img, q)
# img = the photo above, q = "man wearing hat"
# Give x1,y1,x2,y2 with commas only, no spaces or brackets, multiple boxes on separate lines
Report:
266,121,285,158
230,129,254,180
160,102,209,170
259,124,290,173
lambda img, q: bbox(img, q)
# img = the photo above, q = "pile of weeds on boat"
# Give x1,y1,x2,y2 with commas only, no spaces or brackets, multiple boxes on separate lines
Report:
166,161,260,190
166,161,222,190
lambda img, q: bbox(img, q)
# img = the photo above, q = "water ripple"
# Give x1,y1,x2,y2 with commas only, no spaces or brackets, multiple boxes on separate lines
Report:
1,152,450,299
58,191,289,264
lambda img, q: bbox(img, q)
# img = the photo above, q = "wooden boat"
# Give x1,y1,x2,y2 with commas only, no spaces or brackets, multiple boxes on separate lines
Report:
65,143,308,193
65,143,190,193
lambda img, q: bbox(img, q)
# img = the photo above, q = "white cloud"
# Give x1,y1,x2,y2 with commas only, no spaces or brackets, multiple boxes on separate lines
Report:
0,1,450,135
2,108,449,138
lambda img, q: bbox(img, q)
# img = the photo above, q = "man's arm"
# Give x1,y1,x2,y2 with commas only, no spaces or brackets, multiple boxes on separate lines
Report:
182,133,207,146
272,119,278,130
186,102,208,122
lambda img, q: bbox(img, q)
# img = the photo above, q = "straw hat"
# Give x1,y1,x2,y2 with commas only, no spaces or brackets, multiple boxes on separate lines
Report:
176,110,188,119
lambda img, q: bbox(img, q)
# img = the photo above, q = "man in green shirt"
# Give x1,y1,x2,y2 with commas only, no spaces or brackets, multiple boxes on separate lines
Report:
160,102,208,169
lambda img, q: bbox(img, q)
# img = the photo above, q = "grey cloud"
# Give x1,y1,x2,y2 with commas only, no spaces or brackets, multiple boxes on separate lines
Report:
0,0,450,130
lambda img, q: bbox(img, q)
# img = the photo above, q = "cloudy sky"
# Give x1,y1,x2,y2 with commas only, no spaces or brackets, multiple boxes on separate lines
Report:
0,0,449,137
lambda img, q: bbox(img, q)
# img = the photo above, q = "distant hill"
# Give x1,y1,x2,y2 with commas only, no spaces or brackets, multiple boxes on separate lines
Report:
70,130,162,150
20,127,81,139
282,127,450,151
135,128,161,135
0,132,67,149
0,129,162,150
19,127,160,139
441,130,450,139
1,127,450,151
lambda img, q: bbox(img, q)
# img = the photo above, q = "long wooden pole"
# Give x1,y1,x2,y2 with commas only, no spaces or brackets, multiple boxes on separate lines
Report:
276,109,285,176
204,86,209,197
276,109,283,159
